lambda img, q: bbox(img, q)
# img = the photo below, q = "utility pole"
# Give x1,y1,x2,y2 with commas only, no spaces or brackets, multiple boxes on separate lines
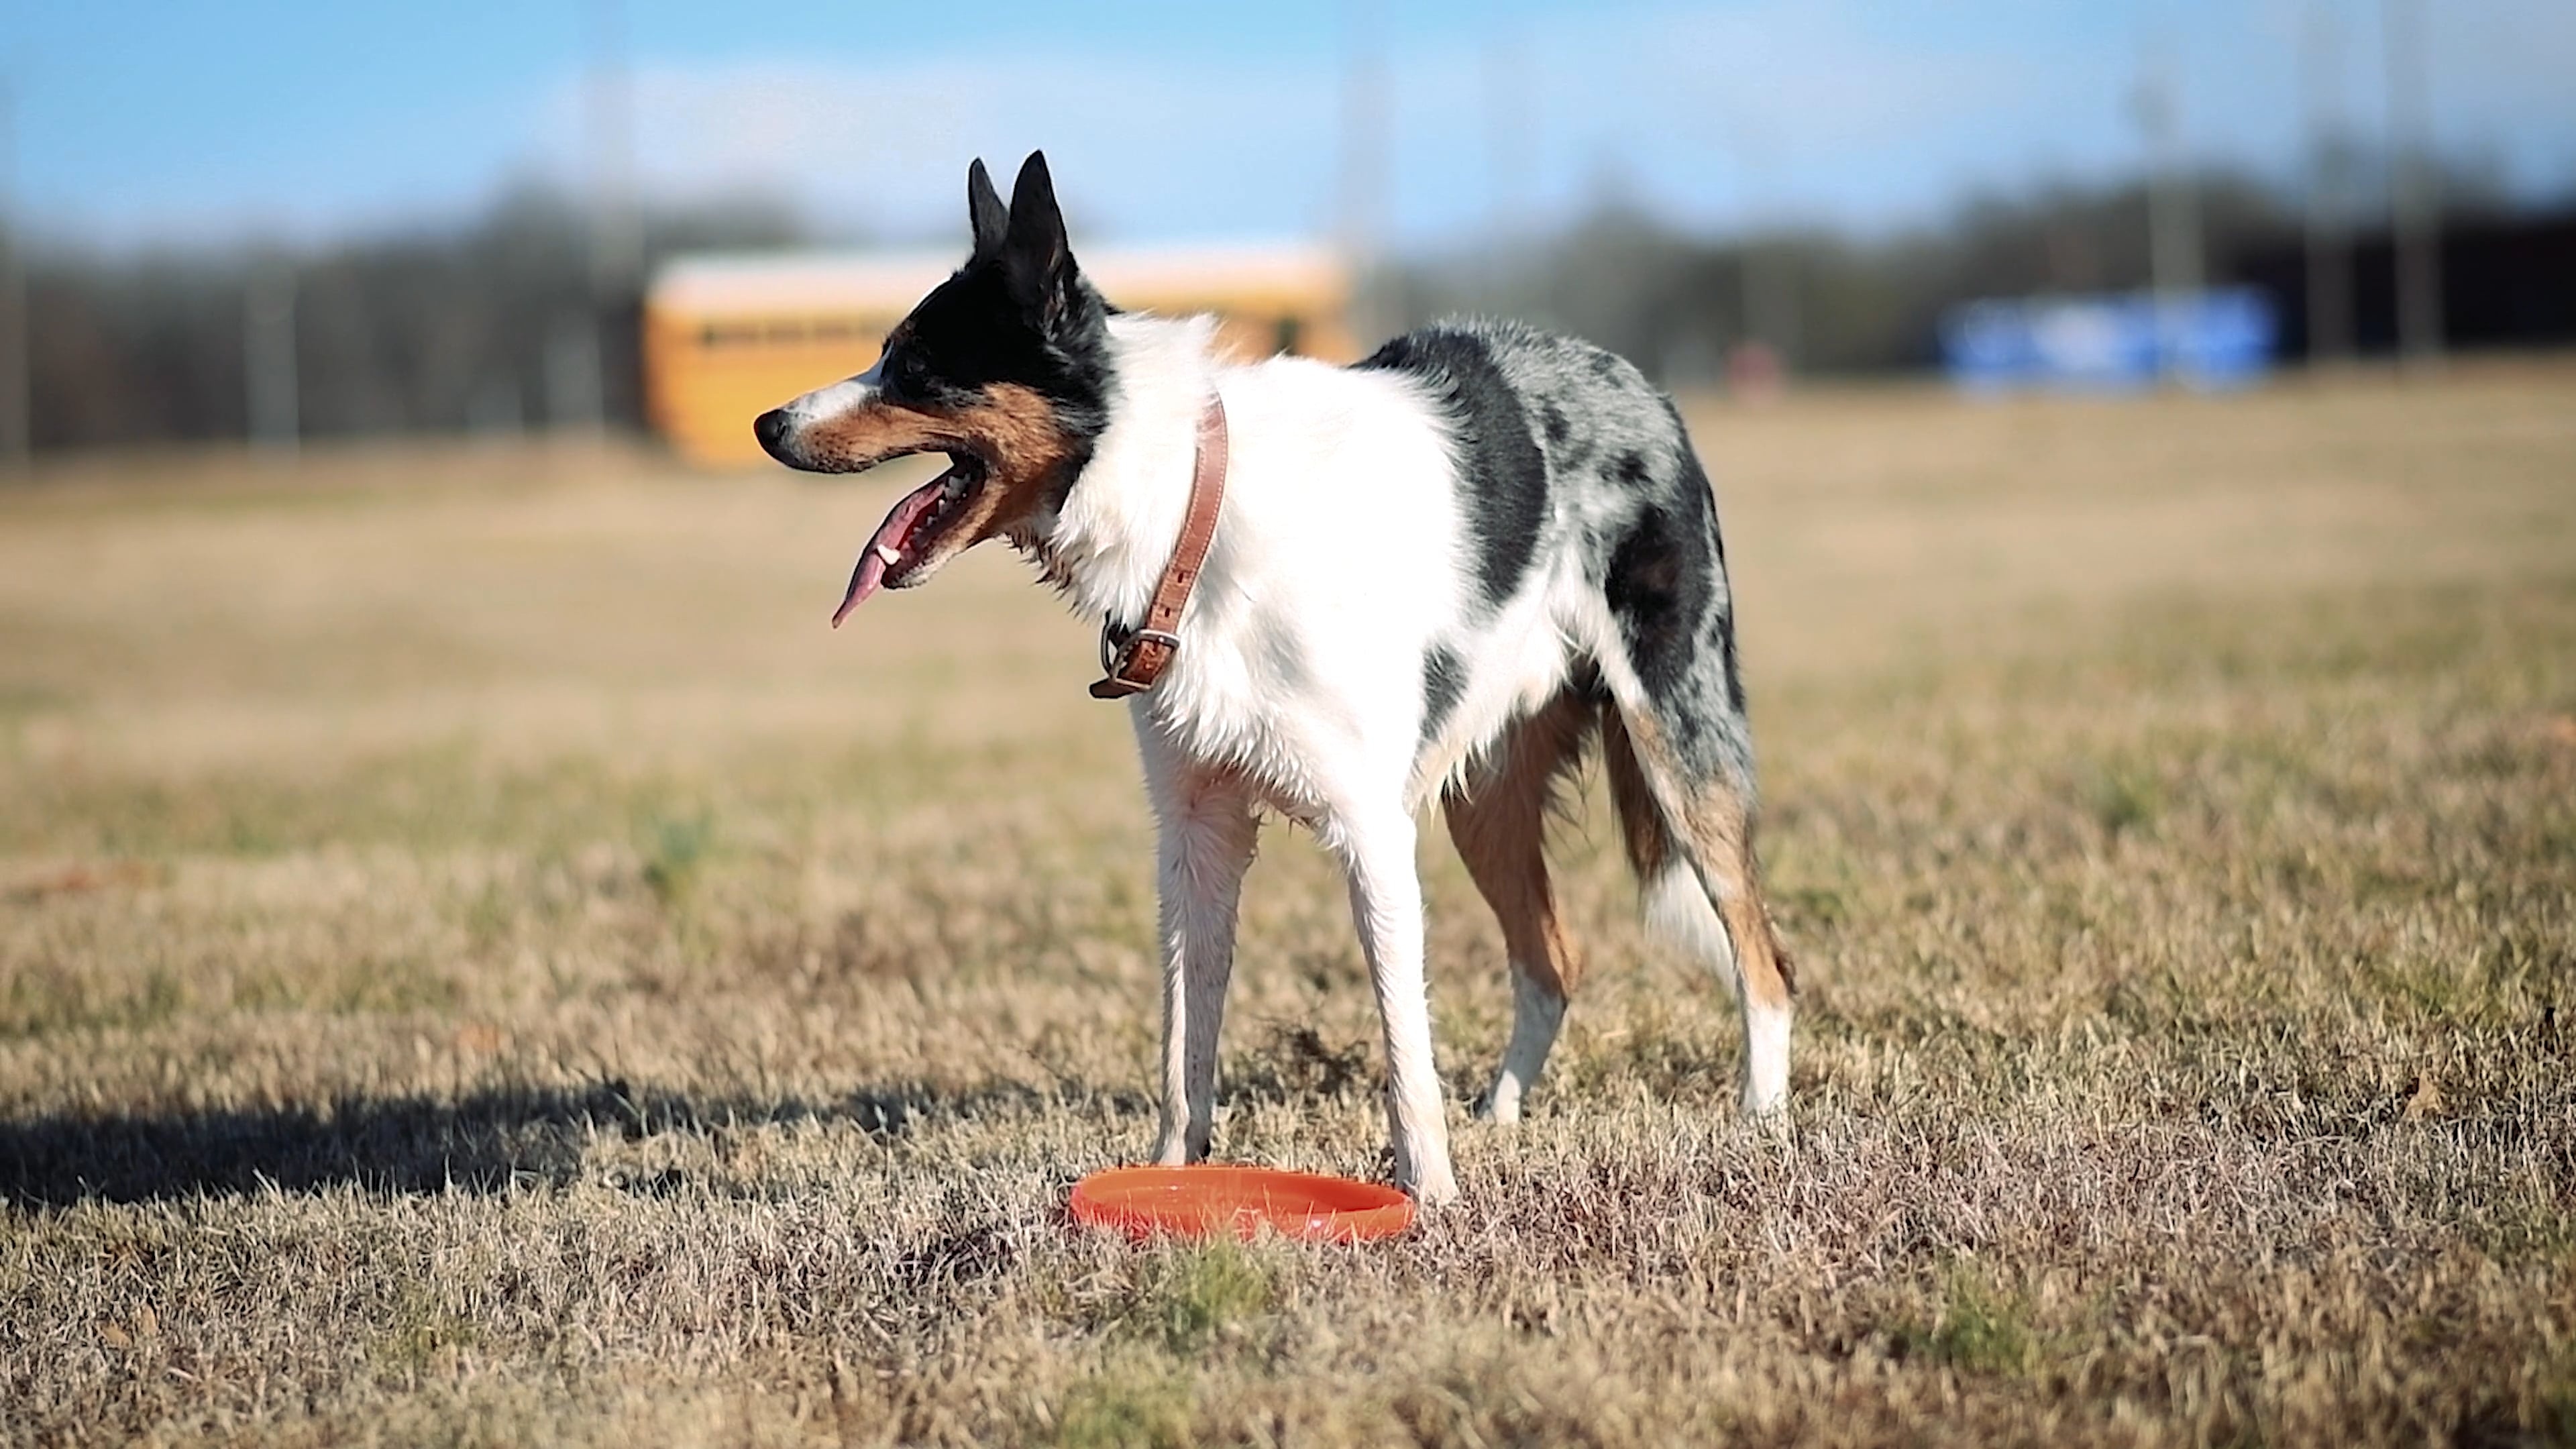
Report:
1723,116,1799,374
584,0,639,434
2302,1,2355,366
1481,32,1532,299
0,77,28,476
1338,0,1390,341
244,259,298,459
1739,238,1800,369
2384,0,2444,368
2134,39,2203,380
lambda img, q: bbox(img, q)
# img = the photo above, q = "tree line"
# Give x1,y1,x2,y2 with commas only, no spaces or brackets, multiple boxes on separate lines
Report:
7,156,2561,455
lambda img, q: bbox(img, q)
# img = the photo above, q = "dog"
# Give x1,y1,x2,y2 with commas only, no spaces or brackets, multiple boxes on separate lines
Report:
755,152,1794,1206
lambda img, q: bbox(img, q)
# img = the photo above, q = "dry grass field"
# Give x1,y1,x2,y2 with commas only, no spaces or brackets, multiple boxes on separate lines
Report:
3,364,2573,1447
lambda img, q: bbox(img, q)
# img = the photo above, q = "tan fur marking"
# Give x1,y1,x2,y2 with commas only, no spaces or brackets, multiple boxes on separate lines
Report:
1609,705,1798,1004
800,382,1081,570
1601,708,1667,880
953,382,1082,534
801,404,956,472
1442,691,1594,1002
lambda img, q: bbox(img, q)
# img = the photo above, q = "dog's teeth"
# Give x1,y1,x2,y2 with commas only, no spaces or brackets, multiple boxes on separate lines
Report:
873,543,901,567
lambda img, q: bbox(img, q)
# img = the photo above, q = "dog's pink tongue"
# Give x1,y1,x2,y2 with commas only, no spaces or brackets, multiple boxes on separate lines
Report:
831,476,951,627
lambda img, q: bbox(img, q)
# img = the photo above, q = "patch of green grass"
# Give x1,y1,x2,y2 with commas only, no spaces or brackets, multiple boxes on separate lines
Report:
1051,1364,1195,1449
373,1282,482,1381
2467,1195,2576,1264
640,811,715,910
0,680,70,708
462,878,517,952
2080,762,2163,838
2363,955,2478,1026
329,953,461,1014
2542,1355,2576,1447
1779,882,1852,929
1,965,185,1040
1894,1266,2041,1377
1130,1241,1274,1358
1,748,720,862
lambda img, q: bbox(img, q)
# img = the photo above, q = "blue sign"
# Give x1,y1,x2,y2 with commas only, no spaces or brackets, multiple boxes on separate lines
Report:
1939,288,2277,393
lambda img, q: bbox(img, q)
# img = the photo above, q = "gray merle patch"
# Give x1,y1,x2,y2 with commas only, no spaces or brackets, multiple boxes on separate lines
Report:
1356,328,1548,611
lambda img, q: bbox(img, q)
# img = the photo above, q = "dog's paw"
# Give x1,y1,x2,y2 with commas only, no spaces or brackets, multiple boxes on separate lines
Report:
1405,1169,1460,1210
1737,1091,1792,1140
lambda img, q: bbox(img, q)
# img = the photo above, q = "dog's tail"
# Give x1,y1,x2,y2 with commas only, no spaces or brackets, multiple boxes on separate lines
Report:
1598,694,1795,1004
1599,686,1795,1115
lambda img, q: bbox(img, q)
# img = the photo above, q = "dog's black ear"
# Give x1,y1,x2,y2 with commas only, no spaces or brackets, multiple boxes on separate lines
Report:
966,158,1008,260
1001,150,1078,324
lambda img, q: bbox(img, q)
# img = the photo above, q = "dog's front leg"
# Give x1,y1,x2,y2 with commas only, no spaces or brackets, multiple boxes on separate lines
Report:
1334,810,1459,1207
1148,773,1258,1165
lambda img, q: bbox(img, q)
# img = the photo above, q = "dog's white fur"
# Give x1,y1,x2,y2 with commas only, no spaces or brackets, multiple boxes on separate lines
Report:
993,314,1788,1204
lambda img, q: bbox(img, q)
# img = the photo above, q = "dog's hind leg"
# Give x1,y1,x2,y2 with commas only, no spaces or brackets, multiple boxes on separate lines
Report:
1142,752,1260,1166
1442,688,1593,1124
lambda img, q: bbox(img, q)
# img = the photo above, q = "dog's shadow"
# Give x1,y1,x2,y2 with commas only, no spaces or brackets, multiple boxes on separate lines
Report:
0,1076,1149,1211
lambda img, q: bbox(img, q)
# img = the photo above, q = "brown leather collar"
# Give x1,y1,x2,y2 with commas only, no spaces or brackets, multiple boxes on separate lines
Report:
1090,394,1228,700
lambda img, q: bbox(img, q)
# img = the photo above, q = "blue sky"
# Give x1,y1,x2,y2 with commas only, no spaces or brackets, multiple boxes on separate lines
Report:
8,1,2573,252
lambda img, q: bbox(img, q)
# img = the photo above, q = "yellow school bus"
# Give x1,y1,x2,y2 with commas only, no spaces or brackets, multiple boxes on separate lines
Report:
644,243,1356,467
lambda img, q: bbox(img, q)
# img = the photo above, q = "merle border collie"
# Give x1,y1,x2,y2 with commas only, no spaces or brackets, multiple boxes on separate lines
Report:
755,152,1793,1206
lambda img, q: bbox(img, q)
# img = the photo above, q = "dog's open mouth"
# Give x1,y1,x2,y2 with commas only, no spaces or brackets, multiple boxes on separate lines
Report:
832,451,990,625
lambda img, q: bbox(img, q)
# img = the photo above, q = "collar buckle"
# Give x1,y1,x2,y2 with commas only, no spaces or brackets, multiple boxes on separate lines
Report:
1091,624,1181,700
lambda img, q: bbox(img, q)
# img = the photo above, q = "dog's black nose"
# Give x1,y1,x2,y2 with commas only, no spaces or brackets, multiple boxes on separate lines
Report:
753,409,794,461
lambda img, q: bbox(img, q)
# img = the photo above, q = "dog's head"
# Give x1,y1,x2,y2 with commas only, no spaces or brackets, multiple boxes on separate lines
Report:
755,151,1112,623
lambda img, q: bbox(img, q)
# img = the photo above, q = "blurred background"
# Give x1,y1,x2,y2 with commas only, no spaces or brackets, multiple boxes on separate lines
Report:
1,0,2571,466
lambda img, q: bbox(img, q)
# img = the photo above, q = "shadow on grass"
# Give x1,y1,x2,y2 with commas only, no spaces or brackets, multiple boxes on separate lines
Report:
0,1075,1150,1210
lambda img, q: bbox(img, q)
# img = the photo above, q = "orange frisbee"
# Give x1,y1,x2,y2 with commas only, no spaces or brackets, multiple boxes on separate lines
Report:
1069,1165,1415,1243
